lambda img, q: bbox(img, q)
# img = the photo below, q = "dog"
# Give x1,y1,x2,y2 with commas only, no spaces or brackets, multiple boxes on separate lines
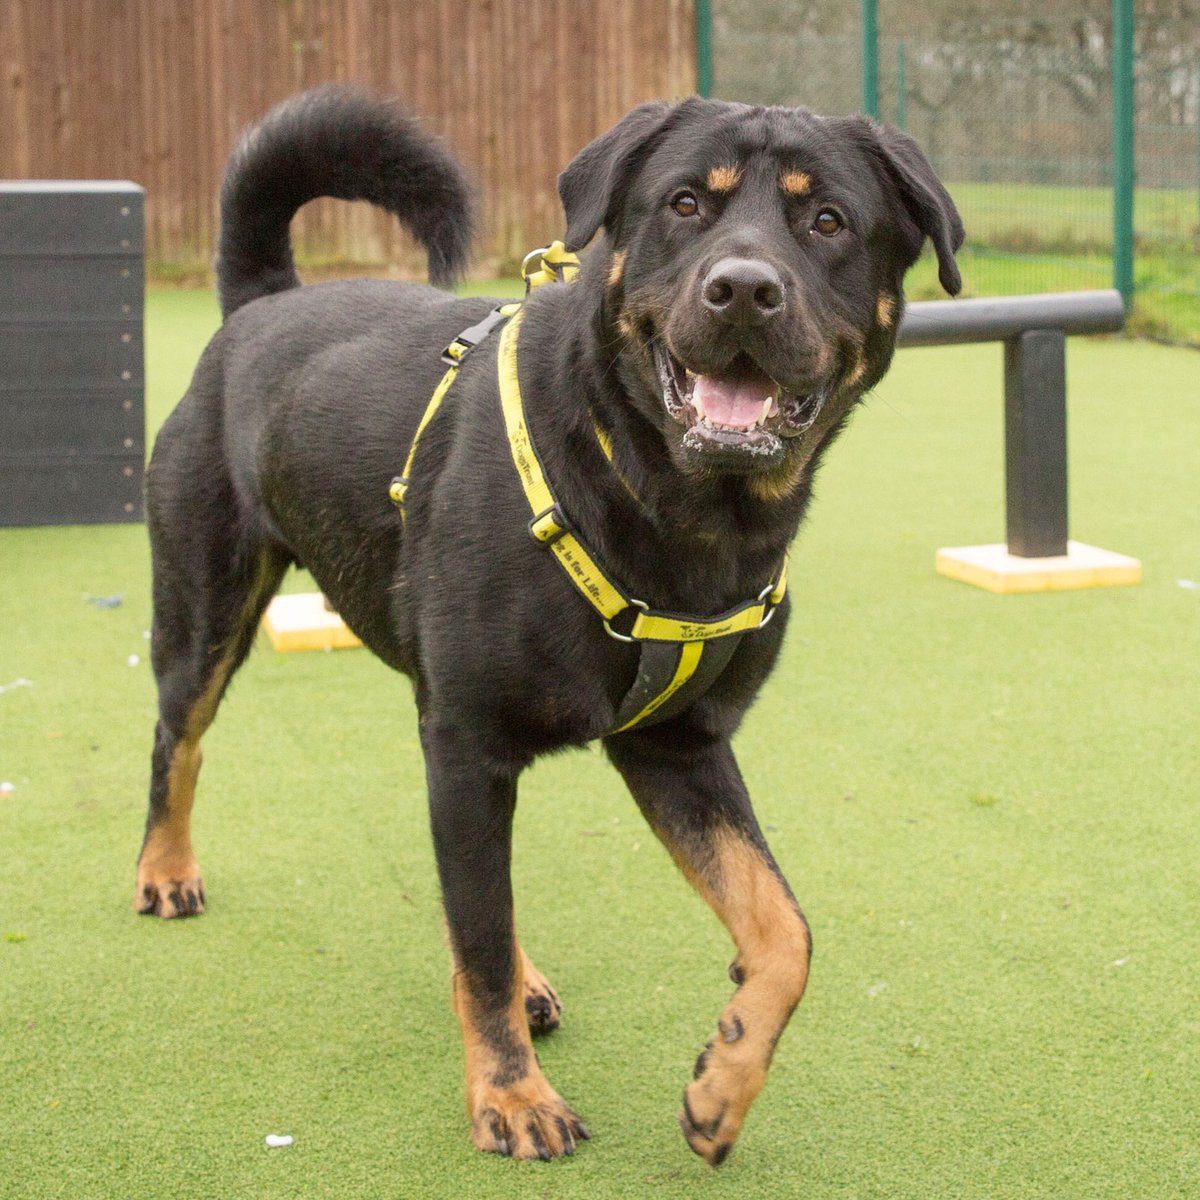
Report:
136,86,962,1165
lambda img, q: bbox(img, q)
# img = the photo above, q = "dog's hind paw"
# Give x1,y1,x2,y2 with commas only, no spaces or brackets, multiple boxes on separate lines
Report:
524,985,561,1035
520,948,562,1035
134,863,206,919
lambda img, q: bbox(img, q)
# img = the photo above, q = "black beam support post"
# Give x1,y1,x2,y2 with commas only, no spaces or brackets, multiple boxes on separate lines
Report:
1003,330,1068,558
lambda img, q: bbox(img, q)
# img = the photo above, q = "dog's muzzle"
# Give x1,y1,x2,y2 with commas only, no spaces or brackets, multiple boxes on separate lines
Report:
654,342,829,463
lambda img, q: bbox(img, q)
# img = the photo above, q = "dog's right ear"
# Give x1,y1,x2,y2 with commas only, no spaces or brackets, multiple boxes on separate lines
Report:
558,101,679,251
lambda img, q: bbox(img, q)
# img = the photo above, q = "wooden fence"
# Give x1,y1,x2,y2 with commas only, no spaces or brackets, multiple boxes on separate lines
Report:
0,0,696,277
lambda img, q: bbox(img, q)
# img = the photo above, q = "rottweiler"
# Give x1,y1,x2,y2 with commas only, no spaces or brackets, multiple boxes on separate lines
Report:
137,86,962,1164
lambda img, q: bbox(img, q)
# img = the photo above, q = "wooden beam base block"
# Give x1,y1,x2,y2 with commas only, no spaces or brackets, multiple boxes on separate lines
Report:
261,593,363,652
936,541,1141,594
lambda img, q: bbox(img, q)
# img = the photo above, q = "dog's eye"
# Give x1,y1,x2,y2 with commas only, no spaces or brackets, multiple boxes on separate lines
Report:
670,191,700,218
812,209,843,237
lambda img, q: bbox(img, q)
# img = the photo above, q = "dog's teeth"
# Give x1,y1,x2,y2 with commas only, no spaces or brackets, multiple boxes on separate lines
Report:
758,397,773,426
692,394,706,421
767,397,780,420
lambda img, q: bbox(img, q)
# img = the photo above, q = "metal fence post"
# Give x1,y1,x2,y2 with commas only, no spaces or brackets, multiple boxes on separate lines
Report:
1112,0,1135,305
1004,330,1069,558
696,0,713,98
862,0,879,118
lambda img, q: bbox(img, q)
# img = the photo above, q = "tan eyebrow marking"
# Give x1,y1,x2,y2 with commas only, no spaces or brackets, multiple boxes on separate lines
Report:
876,292,896,328
706,165,744,193
780,169,812,196
607,249,628,289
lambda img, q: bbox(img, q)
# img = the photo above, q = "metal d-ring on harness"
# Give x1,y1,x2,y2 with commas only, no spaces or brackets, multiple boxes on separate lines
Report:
390,242,788,734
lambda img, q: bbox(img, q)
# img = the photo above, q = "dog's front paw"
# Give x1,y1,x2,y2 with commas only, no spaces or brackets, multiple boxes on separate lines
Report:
470,1079,589,1160
678,1013,767,1166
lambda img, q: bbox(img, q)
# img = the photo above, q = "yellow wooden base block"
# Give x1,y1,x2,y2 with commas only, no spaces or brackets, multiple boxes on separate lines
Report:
936,541,1142,594
261,593,363,652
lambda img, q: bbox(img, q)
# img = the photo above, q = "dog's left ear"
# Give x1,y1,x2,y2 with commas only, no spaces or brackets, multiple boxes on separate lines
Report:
865,123,965,295
558,101,680,251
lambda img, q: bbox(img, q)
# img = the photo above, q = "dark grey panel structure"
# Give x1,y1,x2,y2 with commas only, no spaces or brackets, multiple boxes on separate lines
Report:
0,181,145,527
897,290,1125,559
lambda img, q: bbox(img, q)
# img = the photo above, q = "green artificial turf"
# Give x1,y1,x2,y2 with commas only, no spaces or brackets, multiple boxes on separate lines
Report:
2,289,1198,1199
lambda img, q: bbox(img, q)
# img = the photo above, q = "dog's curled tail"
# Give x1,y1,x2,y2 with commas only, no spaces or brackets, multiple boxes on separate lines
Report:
216,86,473,318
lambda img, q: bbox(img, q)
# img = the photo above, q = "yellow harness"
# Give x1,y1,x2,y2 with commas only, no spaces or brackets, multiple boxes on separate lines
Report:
391,243,788,734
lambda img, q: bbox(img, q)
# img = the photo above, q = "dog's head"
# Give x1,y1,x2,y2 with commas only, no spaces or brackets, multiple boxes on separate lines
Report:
559,99,963,489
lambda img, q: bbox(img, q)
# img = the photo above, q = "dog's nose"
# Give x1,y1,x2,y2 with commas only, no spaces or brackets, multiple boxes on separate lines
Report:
701,258,785,327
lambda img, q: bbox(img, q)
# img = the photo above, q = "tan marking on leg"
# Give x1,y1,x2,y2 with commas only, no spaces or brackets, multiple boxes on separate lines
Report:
607,249,628,289
876,291,896,328
451,945,586,1159
780,169,812,196
136,550,283,919
185,647,237,738
661,828,811,1165
135,739,205,917
134,650,235,918
706,164,744,193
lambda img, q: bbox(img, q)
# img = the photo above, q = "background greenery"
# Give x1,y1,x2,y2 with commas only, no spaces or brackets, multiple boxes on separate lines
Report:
1,289,1197,1198
902,181,1200,345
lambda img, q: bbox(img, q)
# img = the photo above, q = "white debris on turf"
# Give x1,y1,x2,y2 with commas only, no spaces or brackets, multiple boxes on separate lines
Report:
127,655,140,667
0,679,33,695
264,1135,294,1149
0,782,13,798
1177,579,1199,590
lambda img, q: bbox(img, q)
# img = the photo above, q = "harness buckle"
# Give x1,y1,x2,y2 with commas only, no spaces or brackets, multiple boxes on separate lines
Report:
602,597,650,644
440,304,522,366
521,245,552,281
521,241,582,292
756,578,780,629
528,503,571,545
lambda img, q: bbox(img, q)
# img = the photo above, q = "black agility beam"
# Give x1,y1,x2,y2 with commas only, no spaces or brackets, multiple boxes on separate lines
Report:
895,290,1128,582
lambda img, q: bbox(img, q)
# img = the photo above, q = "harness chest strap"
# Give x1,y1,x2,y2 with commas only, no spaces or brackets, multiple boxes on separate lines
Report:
496,306,788,733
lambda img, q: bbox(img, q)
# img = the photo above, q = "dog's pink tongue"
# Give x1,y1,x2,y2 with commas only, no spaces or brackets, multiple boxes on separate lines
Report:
693,372,774,428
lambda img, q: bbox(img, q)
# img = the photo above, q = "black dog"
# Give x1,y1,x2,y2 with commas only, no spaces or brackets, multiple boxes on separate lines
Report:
137,86,962,1164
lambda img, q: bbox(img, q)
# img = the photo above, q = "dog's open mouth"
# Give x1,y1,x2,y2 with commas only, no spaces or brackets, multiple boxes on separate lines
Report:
653,343,827,461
